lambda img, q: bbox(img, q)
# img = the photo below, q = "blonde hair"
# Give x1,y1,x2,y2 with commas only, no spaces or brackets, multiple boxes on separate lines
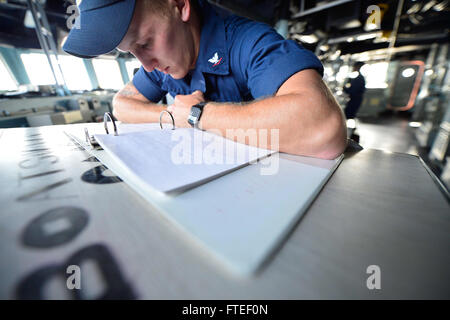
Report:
140,0,171,17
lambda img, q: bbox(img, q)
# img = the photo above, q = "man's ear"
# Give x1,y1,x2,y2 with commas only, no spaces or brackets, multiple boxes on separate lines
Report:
174,0,191,22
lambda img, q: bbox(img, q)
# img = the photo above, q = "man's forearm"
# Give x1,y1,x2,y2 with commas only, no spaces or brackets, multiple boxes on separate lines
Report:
113,75,347,159
112,95,167,123
199,93,347,159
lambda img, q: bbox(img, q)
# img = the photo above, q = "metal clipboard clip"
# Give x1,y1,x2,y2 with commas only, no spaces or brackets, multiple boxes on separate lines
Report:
103,112,118,135
159,110,175,130
85,111,173,149
84,127,101,150
84,112,118,150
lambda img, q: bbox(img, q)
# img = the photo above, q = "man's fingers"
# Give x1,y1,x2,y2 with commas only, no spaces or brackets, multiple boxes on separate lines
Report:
192,90,204,97
167,105,173,113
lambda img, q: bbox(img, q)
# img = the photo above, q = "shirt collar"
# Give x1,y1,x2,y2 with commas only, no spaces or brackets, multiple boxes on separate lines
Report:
195,0,229,75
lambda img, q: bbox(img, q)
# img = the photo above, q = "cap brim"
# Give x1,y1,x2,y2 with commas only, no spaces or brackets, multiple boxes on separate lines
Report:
63,0,136,59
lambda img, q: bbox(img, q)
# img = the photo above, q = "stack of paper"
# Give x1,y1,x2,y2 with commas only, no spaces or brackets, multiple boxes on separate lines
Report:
93,127,275,193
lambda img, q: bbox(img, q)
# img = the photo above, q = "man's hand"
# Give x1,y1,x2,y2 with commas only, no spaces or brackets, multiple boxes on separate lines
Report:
167,90,205,128
112,82,166,123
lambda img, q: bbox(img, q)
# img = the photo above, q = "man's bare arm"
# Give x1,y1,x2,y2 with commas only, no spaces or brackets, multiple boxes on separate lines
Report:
214,69,347,159
112,82,167,123
171,69,347,159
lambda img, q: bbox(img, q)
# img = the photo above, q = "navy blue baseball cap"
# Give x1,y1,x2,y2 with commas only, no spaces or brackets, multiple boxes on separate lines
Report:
63,0,137,58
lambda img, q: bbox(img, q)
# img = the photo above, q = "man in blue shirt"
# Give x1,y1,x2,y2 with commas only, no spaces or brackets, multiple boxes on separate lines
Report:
63,0,347,159
344,62,366,119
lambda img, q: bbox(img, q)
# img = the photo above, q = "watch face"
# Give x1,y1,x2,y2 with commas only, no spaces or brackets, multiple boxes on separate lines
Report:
191,107,201,118
188,103,205,127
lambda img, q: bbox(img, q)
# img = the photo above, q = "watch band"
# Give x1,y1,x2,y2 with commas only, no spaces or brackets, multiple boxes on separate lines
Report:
187,101,207,128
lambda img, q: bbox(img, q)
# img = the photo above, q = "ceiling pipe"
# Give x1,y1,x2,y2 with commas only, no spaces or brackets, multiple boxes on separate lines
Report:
386,0,405,63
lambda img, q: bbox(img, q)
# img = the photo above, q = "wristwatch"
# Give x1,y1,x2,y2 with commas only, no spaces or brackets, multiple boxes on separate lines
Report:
187,102,207,128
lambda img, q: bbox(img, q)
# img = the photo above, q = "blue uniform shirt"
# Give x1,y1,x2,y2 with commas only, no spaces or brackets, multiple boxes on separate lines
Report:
132,0,324,103
344,73,366,119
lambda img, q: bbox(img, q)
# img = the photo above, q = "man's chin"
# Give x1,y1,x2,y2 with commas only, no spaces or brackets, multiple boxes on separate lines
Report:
170,71,188,80
173,65,196,79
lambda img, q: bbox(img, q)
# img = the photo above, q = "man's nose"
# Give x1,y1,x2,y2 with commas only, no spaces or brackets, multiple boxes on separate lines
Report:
141,59,158,73
133,52,158,72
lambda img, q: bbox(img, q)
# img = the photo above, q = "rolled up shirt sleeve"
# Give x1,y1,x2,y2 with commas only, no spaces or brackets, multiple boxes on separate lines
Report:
132,67,167,103
231,21,324,99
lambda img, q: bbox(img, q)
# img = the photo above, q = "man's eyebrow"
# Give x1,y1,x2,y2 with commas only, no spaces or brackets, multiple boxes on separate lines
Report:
135,33,151,45
119,27,139,52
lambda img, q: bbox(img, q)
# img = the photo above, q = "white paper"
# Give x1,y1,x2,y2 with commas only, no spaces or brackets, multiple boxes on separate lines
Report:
94,128,275,193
